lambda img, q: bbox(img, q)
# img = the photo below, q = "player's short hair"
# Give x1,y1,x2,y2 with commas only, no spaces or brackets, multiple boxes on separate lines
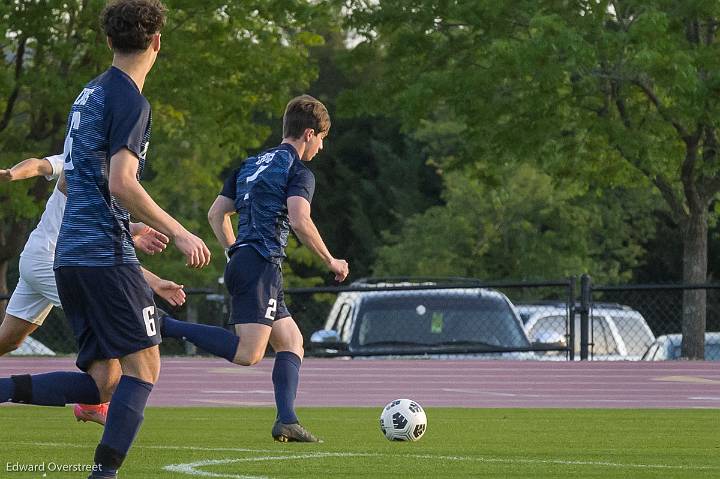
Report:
101,0,167,54
283,95,331,139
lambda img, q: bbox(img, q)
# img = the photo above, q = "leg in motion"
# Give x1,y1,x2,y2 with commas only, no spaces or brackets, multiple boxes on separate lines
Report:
92,346,160,478
0,314,39,356
160,310,239,362
74,359,121,425
268,316,320,443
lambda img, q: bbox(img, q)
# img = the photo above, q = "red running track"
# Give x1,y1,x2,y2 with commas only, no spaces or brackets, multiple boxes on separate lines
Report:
1,357,719,409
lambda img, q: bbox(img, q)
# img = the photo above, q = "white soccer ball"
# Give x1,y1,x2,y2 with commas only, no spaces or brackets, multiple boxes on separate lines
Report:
380,398,427,441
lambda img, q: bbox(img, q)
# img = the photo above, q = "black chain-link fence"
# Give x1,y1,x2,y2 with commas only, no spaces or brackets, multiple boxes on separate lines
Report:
0,279,574,359
590,281,720,361
2,276,719,360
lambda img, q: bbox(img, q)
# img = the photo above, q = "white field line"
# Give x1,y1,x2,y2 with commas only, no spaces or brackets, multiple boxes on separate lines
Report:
164,454,375,479
7,441,719,476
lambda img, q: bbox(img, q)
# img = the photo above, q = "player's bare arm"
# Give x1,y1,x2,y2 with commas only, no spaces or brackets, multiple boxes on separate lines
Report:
108,147,211,268
141,267,186,307
130,222,169,255
287,195,349,282
0,157,55,182
208,195,237,249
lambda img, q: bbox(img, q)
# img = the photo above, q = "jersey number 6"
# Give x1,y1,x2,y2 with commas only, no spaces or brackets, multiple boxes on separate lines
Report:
142,306,157,337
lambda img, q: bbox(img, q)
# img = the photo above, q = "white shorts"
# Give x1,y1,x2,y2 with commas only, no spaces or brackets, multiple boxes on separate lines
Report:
6,255,61,325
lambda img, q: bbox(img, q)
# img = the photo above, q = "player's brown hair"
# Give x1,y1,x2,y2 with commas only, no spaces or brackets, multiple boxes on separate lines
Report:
101,0,167,54
283,95,331,139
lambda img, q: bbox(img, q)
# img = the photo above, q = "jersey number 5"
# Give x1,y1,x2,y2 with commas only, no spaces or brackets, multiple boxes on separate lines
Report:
63,88,94,171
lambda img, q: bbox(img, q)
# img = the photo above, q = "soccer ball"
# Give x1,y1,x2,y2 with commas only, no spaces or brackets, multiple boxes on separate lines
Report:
379,398,427,441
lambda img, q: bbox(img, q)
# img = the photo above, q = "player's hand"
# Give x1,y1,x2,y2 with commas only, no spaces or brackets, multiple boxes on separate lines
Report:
175,230,211,268
0,169,12,182
328,258,349,282
133,224,169,255
152,279,186,307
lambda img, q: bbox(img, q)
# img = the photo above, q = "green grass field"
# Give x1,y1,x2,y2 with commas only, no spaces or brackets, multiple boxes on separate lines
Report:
0,407,718,478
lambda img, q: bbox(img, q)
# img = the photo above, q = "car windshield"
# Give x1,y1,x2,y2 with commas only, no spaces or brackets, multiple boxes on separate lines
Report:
527,315,620,355
670,343,720,360
355,295,530,349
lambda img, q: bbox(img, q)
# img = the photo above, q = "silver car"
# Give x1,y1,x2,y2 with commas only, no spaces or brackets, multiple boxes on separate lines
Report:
642,333,720,360
517,303,656,360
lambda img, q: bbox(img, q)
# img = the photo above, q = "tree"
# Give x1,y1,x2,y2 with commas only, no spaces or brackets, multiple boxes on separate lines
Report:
345,0,720,358
0,0,327,316
374,164,655,283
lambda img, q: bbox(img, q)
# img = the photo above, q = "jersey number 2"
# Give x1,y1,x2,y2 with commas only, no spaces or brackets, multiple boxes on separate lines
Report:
265,299,277,321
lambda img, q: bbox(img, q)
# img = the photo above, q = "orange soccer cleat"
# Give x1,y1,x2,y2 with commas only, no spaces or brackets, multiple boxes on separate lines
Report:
74,403,109,426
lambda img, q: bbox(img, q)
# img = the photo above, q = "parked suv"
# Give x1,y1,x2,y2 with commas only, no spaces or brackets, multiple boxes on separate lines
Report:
310,283,532,358
517,302,655,360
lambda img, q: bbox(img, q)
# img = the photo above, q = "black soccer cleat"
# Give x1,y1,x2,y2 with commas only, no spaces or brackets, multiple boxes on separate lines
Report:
272,419,323,443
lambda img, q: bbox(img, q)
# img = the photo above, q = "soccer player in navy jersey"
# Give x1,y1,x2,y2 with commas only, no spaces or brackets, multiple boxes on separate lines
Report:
0,2,209,477
161,95,349,442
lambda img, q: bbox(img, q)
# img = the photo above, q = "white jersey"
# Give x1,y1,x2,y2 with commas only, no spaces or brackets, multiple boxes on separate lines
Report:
19,155,66,262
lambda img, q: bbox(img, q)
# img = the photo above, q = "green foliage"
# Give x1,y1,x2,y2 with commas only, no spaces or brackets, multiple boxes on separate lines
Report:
0,1,327,287
253,27,443,280
346,0,719,207
346,0,720,291
374,164,655,283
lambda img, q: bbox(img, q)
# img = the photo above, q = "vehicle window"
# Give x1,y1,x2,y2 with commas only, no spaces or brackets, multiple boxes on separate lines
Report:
531,315,623,356
355,296,530,348
610,314,655,355
591,317,619,355
528,316,566,344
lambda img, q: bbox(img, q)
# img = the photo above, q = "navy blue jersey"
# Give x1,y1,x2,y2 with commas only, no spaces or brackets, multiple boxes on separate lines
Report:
55,67,151,267
220,143,315,264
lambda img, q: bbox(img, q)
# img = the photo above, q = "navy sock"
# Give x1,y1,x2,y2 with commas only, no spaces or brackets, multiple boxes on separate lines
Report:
162,316,239,362
95,375,153,475
272,351,301,424
0,378,14,403
0,372,100,406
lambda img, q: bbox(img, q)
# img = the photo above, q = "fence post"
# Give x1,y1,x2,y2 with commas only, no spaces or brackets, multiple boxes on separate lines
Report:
184,300,198,356
579,274,591,360
567,277,576,361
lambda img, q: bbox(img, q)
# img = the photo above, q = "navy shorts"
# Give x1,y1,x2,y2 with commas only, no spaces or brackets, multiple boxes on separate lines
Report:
224,246,291,326
55,264,161,371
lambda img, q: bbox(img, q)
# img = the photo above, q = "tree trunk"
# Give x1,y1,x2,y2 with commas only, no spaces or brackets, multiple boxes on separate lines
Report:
0,259,8,320
681,209,707,359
